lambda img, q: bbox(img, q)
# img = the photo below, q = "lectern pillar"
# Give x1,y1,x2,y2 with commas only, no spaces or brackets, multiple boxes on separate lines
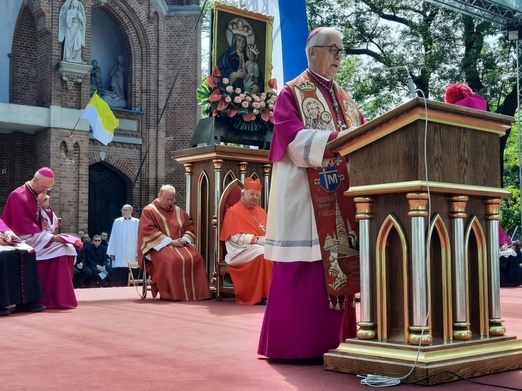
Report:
324,98,522,385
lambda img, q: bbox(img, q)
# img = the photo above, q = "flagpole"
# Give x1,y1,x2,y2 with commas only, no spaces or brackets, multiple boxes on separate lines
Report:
68,116,83,137
71,89,97,137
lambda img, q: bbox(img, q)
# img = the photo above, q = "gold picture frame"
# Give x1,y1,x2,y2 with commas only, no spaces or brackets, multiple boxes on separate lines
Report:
212,3,274,93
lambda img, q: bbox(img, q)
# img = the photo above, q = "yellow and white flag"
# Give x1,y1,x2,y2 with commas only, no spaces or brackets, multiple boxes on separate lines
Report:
80,91,119,145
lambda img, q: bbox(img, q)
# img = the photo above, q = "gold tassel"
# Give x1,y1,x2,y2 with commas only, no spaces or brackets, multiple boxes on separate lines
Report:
329,296,334,309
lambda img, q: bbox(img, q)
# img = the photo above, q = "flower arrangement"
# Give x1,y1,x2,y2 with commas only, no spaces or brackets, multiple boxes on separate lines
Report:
197,65,278,133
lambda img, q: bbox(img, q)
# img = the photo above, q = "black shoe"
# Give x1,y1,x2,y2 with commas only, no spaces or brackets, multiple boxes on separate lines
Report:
15,302,46,313
0,307,10,316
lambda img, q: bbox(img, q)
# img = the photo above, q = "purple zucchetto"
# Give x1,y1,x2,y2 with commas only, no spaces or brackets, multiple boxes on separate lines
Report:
306,27,326,43
38,167,54,179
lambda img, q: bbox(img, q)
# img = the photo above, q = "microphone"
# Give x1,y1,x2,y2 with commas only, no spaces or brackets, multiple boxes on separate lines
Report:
372,65,417,98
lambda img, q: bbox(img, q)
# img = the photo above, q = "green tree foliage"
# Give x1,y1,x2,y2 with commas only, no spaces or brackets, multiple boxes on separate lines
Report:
501,113,521,236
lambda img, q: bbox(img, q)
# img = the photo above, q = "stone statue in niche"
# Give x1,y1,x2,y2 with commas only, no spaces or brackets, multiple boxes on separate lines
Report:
58,0,86,63
98,54,127,108
90,60,103,91
110,55,126,101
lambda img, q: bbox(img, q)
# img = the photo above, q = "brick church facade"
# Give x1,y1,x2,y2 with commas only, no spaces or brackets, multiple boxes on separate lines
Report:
0,0,201,236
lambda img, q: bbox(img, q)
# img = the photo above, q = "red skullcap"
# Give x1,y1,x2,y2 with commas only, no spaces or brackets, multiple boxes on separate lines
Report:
38,167,54,178
244,178,262,192
306,27,326,43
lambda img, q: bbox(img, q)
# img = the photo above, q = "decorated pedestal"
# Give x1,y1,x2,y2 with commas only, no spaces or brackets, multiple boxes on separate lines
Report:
188,116,272,150
172,144,271,283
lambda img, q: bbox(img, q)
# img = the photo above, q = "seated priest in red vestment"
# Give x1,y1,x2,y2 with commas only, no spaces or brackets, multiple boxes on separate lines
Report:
137,185,211,301
1,167,78,309
220,178,273,304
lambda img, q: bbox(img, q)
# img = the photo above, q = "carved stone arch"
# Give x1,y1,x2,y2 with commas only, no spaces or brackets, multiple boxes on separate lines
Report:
60,141,69,159
87,151,134,181
92,0,159,108
427,213,452,342
10,6,38,105
375,214,409,342
73,142,81,157
20,1,50,35
465,216,489,337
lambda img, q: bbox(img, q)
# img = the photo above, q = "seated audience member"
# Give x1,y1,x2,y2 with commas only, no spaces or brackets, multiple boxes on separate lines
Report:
74,241,93,288
84,234,111,286
100,231,109,247
0,218,45,316
107,204,139,286
499,243,522,287
220,178,273,304
1,167,77,309
138,185,211,301
78,228,87,242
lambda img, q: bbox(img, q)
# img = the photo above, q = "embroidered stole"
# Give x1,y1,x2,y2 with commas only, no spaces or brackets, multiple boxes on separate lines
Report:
287,71,362,307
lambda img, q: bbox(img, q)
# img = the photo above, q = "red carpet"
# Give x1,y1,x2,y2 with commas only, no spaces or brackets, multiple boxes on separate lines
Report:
1,286,521,390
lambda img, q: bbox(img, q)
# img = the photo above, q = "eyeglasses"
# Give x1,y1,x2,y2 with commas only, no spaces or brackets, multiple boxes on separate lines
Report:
161,194,176,203
314,45,343,57
93,239,101,242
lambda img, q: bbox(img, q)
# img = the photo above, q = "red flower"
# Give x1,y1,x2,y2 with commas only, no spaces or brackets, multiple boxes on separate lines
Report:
261,108,273,122
242,112,256,122
268,78,278,90
228,107,238,118
208,89,222,102
216,99,229,111
206,75,220,88
212,65,222,78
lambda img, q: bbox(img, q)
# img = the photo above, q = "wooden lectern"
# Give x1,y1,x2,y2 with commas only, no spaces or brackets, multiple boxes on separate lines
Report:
324,98,522,385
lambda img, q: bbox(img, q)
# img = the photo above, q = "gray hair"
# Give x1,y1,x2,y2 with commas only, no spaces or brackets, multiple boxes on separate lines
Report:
159,184,176,194
305,27,343,63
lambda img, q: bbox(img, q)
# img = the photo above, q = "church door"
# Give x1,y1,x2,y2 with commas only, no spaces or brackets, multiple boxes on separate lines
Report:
88,163,128,238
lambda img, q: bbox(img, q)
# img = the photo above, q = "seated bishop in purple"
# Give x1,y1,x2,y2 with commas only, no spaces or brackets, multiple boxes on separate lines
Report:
1,167,77,309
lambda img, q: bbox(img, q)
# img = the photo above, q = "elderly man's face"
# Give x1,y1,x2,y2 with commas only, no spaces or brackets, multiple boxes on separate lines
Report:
241,189,261,208
121,206,133,218
33,176,54,194
159,190,176,209
309,33,343,80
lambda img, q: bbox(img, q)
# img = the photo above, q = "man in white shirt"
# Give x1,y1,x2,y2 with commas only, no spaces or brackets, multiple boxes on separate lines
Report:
107,204,139,286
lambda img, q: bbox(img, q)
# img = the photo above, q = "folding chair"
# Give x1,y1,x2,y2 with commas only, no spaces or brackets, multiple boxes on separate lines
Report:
127,261,150,299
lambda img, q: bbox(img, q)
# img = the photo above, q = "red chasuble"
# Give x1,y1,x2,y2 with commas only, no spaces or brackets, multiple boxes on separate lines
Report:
138,199,211,301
